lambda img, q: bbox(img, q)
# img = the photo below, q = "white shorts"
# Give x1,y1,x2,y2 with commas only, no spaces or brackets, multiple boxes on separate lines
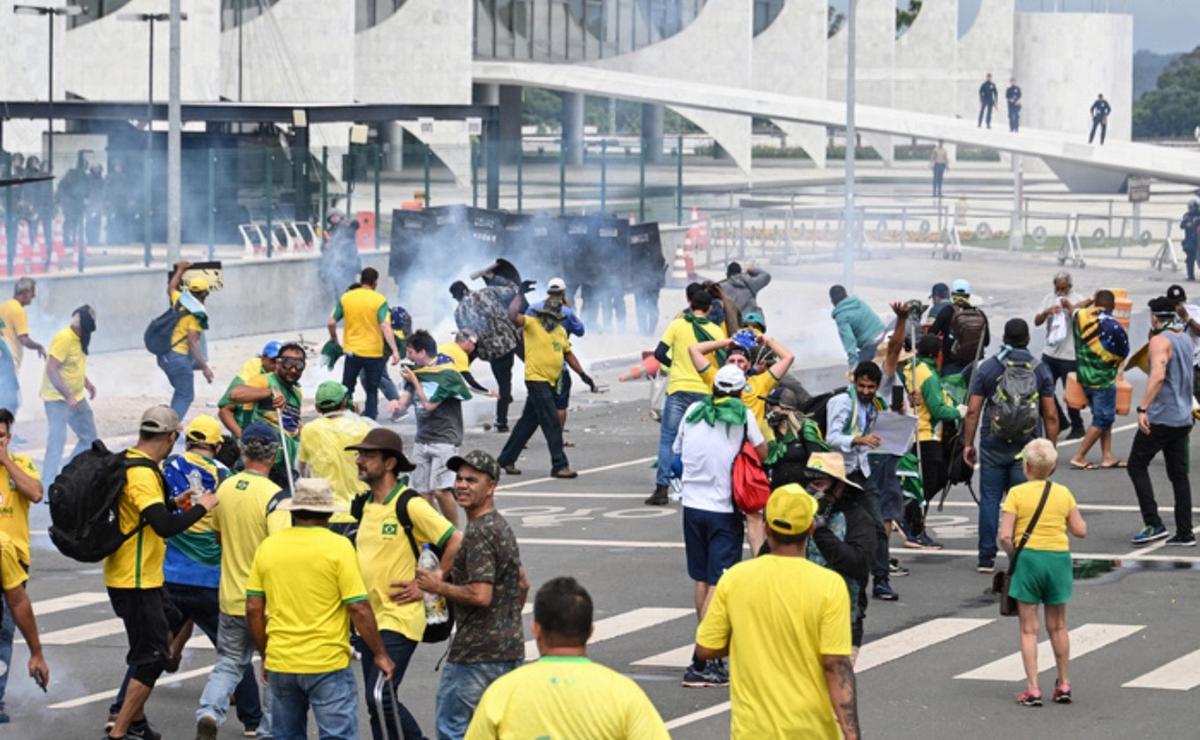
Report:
410,441,458,492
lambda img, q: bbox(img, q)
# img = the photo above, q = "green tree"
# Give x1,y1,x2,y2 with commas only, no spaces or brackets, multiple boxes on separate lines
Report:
1133,47,1200,139
896,0,922,35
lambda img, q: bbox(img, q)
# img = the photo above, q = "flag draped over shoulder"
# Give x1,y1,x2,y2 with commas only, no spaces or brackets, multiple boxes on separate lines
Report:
414,354,474,403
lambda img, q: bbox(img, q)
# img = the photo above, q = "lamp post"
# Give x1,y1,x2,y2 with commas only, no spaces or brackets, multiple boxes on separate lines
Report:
12,3,83,174
842,0,857,291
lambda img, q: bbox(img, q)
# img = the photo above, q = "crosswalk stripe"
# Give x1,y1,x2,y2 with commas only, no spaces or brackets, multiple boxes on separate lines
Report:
525,607,691,661
33,591,110,616
955,623,1145,681
38,618,126,646
1123,648,1200,691
632,645,694,668
49,663,227,710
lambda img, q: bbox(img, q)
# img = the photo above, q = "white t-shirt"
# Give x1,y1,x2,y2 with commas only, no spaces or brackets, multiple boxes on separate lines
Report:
1040,291,1083,361
672,402,765,514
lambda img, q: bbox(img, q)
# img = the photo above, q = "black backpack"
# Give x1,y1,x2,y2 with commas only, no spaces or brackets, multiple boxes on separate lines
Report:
989,359,1041,444
48,441,164,563
949,306,989,365
351,489,453,643
143,304,188,356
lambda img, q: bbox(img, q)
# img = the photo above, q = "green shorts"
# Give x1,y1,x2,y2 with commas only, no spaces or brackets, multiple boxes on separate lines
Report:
1008,549,1073,606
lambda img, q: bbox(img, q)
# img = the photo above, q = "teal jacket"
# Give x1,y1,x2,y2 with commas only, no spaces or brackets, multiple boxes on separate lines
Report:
832,296,886,366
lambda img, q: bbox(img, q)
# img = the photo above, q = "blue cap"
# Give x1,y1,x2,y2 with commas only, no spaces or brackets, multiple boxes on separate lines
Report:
951,279,971,295
240,422,277,445
731,329,758,353
261,341,282,359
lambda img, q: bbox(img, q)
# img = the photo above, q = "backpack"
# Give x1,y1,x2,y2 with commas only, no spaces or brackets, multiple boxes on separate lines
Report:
48,441,164,563
390,305,413,338
143,304,187,356
948,306,988,365
350,489,453,643
731,425,771,514
988,359,1041,444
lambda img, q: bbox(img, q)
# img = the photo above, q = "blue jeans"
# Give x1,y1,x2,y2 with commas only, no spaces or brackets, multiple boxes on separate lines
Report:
157,351,196,421
197,612,272,735
343,354,386,420
655,391,706,486
0,582,22,706
270,666,358,740
435,660,521,740
42,399,98,487
354,631,423,740
978,445,1027,561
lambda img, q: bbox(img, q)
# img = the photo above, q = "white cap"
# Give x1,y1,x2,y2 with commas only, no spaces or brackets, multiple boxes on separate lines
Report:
714,365,747,394
546,277,567,294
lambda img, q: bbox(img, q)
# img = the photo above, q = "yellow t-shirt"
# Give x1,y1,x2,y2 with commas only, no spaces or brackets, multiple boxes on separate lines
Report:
212,470,291,615
103,449,168,589
466,656,670,740
40,326,87,403
696,555,851,739
662,316,727,395
699,363,779,439
333,288,389,358
1002,481,1078,552
356,487,455,641
298,413,373,525
523,318,570,385
0,530,27,591
245,526,369,674
0,453,39,566
0,298,30,368
169,290,203,356
238,356,264,381
438,342,471,373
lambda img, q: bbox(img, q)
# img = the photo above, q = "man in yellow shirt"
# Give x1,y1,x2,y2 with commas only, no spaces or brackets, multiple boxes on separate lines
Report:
104,406,219,740
696,484,860,740
327,268,401,420
246,478,394,739
648,286,726,505
347,427,462,740
217,340,280,437
195,423,290,740
1,529,48,722
439,330,494,397
298,381,374,539
161,261,216,420
467,577,669,740
40,305,98,485
0,278,47,372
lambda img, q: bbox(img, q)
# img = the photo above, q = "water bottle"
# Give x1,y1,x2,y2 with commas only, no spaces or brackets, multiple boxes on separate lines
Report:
418,544,450,625
186,469,205,507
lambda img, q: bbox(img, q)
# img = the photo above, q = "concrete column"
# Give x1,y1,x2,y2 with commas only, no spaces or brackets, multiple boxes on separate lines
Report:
641,103,663,164
472,83,500,106
499,85,523,164
561,91,584,166
382,122,406,172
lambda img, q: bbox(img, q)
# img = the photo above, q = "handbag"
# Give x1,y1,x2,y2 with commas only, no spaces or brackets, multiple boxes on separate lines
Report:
731,424,771,514
993,480,1052,617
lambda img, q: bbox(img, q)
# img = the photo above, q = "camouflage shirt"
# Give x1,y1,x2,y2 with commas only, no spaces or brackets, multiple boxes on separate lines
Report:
447,510,525,663
454,283,520,362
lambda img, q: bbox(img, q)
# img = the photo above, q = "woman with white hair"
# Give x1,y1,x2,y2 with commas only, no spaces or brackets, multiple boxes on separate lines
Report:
999,438,1087,707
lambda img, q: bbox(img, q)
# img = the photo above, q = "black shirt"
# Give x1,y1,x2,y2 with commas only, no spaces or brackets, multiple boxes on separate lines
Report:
1006,85,1021,106
979,80,998,104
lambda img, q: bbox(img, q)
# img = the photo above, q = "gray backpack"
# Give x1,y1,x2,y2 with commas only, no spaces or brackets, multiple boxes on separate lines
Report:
989,360,1040,444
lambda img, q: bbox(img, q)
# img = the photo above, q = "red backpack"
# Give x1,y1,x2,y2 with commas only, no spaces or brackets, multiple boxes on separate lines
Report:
732,426,771,513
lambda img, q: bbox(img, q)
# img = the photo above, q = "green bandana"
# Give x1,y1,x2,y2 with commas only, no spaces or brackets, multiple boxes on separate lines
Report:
683,311,727,365
686,395,748,427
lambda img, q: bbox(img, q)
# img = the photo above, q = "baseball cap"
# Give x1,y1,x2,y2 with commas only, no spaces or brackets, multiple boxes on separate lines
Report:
742,311,766,330
714,365,747,394
188,276,210,293
261,340,282,359
185,415,223,445
765,484,819,535
345,428,416,472
279,477,347,513
1149,296,1177,317
546,277,567,294
1167,285,1188,304
951,278,971,295
447,449,502,481
139,405,180,434
240,422,277,445
315,380,350,411
930,282,950,299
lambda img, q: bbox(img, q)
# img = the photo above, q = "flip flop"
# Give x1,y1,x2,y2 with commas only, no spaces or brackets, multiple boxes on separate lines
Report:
1069,461,1099,471
1100,460,1128,469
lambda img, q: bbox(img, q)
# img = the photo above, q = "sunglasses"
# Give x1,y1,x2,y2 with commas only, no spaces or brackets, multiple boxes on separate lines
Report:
278,357,306,370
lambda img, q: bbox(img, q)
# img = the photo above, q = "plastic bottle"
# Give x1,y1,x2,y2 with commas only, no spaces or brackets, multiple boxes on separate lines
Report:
419,544,450,625
186,469,206,506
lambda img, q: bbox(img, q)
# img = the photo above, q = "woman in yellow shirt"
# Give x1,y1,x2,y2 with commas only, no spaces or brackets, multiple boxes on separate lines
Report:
999,438,1087,707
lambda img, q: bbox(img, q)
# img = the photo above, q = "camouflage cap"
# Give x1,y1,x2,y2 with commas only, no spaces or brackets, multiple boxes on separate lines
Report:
447,449,501,481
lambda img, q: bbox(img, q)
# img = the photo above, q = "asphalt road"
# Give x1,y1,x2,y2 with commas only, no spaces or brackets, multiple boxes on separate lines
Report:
7,358,1200,740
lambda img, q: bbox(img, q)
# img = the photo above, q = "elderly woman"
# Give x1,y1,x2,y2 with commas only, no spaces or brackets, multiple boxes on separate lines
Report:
999,438,1087,707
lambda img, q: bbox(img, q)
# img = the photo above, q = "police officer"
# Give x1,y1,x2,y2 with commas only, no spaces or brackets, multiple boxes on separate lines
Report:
1006,78,1022,133
978,73,998,129
1181,200,1200,282
1089,94,1111,145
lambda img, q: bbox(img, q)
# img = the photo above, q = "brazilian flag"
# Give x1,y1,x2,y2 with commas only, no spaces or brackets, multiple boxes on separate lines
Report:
413,354,473,403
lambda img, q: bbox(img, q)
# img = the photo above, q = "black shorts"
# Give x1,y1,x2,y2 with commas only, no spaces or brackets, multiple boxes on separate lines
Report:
107,587,180,668
554,371,572,411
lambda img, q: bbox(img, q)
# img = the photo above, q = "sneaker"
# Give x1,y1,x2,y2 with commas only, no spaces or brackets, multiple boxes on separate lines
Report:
1130,525,1169,545
915,532,944,550
494,424,509,433
1015,689,1043,707
1166,533,1197,547
873,579,899,601
0,707,8,725
1066,427,1085,440
1053,680,1072,704
644,485,670,506
976,559,995,574
681,662,728,688
195,715,218,740
712,658,729,682
888,559,910,577
241,729,258,739
551,467,579,479
104,714,117,732
127,719,162,740
501,464,521,476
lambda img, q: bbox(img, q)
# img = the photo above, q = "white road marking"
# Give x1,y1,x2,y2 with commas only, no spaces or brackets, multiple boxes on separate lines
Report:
631,645,694,668
936,500,1200,515
497,456,656,491
955,623,1145,681
525,607,691,661
1123,648,1200,691
499,492,652,499
32,591,109,616
36,618,125,646
518,537,685,549
665,701,733,730
1057,422,1138,448
49,661,251,710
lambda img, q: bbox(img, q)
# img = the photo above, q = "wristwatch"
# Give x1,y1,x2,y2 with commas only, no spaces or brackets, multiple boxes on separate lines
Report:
1136,406,1147,414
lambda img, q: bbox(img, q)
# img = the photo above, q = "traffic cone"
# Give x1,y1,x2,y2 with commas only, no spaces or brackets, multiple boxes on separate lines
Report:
618,354,662,382
17,222,34,276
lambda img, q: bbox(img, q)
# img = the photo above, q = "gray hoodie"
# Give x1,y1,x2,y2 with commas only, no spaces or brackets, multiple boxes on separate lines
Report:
719,268,771,318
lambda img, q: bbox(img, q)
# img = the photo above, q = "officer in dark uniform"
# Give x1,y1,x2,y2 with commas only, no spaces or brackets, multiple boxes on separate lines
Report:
1089,94,1112,145
1181,200,1200,282
1005,79,1022,133
978,73,998,129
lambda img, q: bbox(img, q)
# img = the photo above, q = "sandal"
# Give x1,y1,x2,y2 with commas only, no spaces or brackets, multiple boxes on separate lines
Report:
1100,460,1127,469
1069,461,1099,471
1053,681,1072,704
1015,689,1043,707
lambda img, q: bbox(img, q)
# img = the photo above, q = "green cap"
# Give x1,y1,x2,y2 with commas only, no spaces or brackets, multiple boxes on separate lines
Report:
447,449,502,481
315,381,350,411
